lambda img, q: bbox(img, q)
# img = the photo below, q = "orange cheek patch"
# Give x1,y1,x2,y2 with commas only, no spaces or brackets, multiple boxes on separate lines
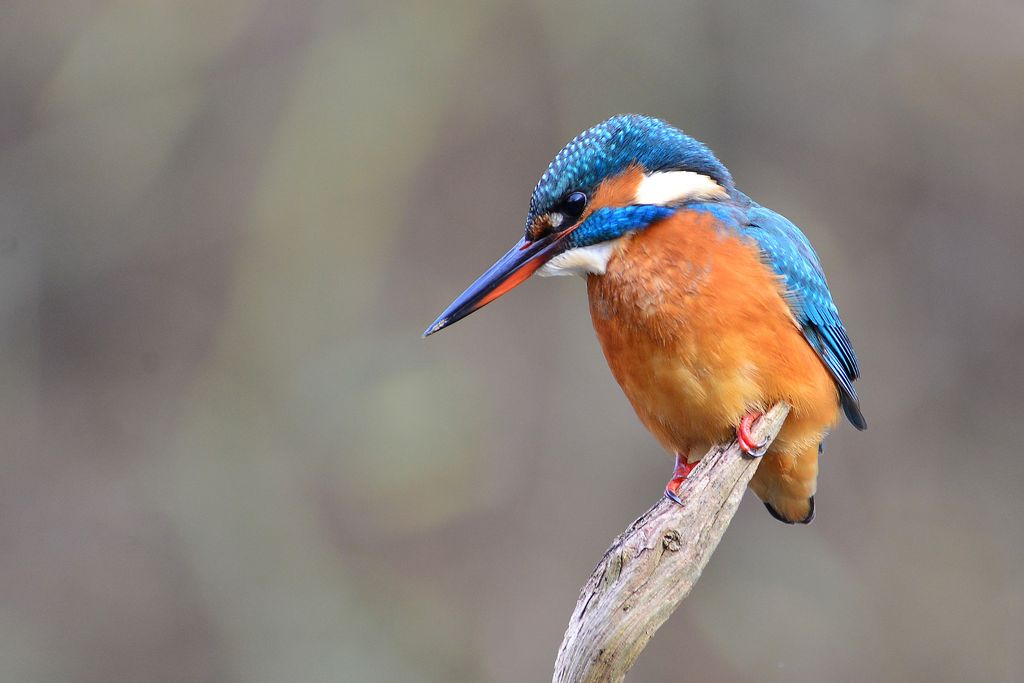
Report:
584,164,645,218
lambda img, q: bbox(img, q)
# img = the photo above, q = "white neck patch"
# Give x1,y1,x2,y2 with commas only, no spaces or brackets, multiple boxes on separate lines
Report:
633,170,726,205
537,171,724,279
538,239,621,278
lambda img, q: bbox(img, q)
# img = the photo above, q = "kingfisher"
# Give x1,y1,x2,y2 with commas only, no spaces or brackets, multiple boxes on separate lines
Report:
424,114,865,524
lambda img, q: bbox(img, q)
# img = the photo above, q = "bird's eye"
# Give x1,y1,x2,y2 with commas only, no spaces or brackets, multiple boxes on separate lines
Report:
562,191,588,221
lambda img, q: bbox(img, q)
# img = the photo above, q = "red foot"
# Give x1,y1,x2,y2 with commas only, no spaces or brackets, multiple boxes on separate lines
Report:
665,451,698,505
737,411,769,457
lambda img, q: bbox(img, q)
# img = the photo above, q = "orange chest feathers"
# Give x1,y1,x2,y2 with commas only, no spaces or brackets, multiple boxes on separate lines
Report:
586,209,835,452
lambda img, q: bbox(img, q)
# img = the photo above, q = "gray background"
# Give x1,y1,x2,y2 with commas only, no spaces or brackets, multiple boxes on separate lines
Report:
2,1,1022,681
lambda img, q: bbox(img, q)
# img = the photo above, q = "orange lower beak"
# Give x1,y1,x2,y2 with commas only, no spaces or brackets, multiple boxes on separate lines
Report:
423,234,563,337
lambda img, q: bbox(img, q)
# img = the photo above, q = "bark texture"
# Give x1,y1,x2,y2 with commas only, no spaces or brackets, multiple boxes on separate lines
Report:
553,404,791,683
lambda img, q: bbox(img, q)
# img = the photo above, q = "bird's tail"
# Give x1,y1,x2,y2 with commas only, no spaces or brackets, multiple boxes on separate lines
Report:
748,442,820,524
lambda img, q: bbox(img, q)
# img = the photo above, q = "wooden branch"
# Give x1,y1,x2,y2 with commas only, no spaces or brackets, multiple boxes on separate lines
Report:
552,403,790,683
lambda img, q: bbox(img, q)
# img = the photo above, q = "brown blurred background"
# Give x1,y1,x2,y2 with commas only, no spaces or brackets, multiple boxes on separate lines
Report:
2,1,1022,681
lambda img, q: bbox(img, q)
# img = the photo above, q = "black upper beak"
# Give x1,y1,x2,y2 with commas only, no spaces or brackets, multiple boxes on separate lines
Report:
422,233,563,337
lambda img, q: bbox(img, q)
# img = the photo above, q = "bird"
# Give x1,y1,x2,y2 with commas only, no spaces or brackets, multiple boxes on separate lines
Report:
423,114,865,524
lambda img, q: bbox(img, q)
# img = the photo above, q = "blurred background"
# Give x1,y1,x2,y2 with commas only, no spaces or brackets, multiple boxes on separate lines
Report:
2,1,1022,681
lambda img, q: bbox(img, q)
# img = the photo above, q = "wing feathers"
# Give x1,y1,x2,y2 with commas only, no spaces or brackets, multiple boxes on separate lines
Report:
741,203,866,430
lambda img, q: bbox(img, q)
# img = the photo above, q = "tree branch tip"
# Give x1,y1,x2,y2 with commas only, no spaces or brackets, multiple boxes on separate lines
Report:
553,402,790,683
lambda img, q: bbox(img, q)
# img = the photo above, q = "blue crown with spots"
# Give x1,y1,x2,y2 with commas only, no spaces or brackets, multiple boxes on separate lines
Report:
526,114,733,232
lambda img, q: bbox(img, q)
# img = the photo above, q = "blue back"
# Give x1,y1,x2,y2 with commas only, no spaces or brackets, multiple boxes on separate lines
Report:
737,200,866,429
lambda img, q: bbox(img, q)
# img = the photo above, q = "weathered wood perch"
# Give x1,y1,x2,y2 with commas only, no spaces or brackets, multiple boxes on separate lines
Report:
553,403,791,683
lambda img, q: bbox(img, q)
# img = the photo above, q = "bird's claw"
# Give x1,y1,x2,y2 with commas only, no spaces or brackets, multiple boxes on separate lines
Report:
737,412,770,457
664,451,697,505
664,486,685,505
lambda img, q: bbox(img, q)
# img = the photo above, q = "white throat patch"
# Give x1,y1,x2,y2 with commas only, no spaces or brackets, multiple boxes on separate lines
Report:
538,239,621,278
633,170,726,205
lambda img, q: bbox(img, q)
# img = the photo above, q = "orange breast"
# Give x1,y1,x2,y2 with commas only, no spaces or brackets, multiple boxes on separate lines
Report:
587,208,839,457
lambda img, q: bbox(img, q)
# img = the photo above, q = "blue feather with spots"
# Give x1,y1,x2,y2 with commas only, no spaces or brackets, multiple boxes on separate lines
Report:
526,114,734,235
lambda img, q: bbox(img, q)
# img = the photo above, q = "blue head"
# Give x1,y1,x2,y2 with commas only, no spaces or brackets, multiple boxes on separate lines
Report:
526,114,732,235
424,115,734,336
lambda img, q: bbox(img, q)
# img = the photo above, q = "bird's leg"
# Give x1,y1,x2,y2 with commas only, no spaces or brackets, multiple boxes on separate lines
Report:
737,411,770,457
664,450,698,505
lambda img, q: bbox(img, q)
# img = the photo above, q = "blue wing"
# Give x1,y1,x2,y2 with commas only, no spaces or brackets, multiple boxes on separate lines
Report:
740,203,866,430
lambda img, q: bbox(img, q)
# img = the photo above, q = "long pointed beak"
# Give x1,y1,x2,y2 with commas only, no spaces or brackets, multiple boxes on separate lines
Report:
422,233,564,337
